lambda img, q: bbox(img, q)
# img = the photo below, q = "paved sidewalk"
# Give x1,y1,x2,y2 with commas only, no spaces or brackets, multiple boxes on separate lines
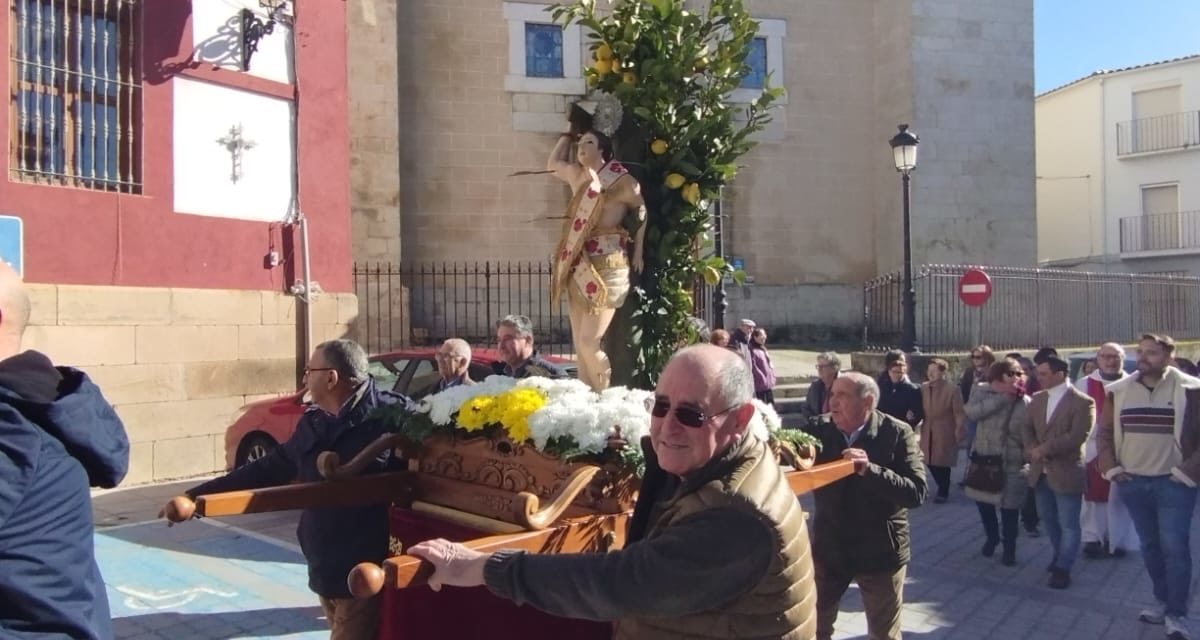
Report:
94,461,1200,639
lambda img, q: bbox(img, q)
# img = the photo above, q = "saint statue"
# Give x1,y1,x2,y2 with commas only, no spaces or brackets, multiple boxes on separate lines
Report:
548,97,646,391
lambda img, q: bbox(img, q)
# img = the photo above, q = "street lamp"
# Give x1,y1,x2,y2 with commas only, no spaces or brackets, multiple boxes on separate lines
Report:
889,124,919,353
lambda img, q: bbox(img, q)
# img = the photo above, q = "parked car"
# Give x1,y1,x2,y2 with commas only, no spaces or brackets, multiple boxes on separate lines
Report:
1067,350,1138,382
224,348,575,469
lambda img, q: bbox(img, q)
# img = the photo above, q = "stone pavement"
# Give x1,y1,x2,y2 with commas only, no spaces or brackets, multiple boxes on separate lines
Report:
93,460,1200,640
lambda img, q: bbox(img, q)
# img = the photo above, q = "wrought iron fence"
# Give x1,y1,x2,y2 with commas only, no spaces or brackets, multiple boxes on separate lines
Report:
1120,210,1200,252
1116,110,1200,156
352,261,572,356
864,264,1200,352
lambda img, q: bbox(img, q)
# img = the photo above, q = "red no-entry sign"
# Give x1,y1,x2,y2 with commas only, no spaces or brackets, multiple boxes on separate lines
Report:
959,268,992,307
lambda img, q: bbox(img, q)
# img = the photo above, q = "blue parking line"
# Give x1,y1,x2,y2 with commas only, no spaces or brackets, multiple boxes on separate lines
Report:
96,520,329,639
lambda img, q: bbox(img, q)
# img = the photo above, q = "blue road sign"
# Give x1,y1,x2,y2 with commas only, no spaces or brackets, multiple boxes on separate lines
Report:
730,257,745,271
0,215,23,277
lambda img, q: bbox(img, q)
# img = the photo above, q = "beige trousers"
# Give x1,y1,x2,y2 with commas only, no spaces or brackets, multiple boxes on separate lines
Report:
319,594,381,640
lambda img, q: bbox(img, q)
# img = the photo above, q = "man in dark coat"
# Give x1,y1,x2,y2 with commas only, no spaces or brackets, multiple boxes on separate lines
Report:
163,339,409,639
492,314,567,379
877,355,924,426
803,372,927,640
0,262,130,639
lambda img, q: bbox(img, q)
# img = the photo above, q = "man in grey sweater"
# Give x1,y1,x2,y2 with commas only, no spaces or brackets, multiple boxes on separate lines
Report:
409,345,817,639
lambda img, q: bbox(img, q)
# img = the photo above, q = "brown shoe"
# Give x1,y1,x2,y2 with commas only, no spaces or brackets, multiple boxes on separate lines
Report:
1048,569,1071,589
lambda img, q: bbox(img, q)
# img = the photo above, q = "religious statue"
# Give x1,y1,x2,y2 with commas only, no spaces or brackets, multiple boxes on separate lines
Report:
548,95,646,391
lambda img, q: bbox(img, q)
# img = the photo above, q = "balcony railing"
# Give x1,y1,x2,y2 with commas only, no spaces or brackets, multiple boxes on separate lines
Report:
1116,110,1200,156
1120,210,1200,253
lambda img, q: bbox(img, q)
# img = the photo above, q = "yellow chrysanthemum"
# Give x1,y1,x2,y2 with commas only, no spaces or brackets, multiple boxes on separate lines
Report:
494,388,547,443
457,395,498,431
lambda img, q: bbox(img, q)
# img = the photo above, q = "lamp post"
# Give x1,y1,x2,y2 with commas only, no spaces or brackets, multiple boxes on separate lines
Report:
889,124,919,353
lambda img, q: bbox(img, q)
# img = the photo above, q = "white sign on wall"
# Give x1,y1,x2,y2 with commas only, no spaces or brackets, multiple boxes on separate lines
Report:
173,77,295,222
191,0,294,85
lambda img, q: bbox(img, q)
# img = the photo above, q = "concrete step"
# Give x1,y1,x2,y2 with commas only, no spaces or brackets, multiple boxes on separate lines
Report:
776,375,814,386
774,382,811,399
774,396,807,415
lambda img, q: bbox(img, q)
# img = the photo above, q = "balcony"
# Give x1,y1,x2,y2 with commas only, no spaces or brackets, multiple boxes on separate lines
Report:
1120,210,1200,254
1116,110,1200,156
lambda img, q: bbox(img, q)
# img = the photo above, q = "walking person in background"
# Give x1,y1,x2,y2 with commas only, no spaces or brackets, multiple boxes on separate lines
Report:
1024,356,1095,589
965,359,1031,567
748,327,777,406
1078,342,1138,559
960,346,996,459
1012,356,1043,537
709,329,730,348
1098,334,1200,640
921,358,966,503
878,354,923,427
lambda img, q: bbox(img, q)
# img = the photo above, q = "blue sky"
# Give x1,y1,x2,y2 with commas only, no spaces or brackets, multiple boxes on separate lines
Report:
1035,0,1200,94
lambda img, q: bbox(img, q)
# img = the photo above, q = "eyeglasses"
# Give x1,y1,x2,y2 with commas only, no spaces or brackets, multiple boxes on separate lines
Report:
303,367,335,376
647,397,738,428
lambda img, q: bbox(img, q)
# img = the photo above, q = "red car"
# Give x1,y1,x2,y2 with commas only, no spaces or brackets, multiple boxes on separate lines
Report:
224,348,575,469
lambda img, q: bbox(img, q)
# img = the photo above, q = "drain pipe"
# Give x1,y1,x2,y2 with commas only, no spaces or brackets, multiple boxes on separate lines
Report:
285,0,313,378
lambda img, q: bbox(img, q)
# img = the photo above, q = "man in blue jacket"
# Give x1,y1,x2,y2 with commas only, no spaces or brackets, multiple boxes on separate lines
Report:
163,339,409,639
0,262,131,639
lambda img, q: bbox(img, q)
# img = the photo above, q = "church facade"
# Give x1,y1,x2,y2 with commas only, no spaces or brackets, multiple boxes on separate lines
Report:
350,0,1036,341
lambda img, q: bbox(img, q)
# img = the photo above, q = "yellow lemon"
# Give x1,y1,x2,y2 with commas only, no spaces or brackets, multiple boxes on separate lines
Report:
623,71,638,85
665,173,686,189
611,57,621,70
651,139,669,155
694,56,709,72
596,43,613,61
594,59,612,75
682,183,701,205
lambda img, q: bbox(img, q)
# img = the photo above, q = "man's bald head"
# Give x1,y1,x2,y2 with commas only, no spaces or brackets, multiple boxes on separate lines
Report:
660,344,754,409
0,261,30,341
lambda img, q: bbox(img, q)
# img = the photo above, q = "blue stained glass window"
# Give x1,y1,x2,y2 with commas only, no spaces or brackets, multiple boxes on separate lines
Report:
525,23,563,78
740,37,768,90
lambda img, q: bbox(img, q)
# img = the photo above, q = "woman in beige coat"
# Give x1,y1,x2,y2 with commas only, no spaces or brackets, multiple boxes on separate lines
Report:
921,357,966,503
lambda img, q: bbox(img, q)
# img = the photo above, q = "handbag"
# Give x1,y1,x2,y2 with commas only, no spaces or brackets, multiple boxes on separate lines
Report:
963,400,1018,504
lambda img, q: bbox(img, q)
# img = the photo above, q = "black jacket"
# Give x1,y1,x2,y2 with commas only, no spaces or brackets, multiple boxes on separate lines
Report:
0,351,130,639
878,376,924,425
189,379,408,598
803,411,926,574
801,378,830,420
491,352,567,379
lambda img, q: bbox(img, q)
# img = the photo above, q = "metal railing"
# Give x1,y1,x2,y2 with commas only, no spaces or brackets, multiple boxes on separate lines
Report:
864,264,1200,352
352,261,573,356
1120,210,1200,253
1117,110,1200,156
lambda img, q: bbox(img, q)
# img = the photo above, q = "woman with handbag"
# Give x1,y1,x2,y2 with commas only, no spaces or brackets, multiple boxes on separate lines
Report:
964,359,1032,566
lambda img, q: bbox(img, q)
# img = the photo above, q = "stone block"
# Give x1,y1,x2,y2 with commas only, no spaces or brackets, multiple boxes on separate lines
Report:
123,441,156,486
262,292,298,325
26,283,58,326
183,359,296,399
117,396,247,444
238,324,298,360
311,295,340,325
88,363,188,405
23,325,137,366
135,325,239,364
153,435,223,480
337,294,361,325
170,288,263,325
57,285,171,326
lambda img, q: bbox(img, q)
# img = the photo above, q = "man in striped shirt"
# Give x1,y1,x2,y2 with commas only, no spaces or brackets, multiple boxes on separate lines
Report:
1098,333,1200,640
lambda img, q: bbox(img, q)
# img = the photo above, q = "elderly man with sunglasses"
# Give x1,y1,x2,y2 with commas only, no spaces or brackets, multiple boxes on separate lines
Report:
409,344,817,638
801,372,927,640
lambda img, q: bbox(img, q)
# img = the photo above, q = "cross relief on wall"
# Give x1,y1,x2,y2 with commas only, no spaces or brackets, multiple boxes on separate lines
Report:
217,123,256,183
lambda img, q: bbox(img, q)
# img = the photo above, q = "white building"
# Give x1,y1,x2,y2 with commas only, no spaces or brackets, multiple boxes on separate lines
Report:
1037,54,1200,274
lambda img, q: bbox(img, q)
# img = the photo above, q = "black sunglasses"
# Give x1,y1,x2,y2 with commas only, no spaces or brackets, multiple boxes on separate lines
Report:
648,397,738,428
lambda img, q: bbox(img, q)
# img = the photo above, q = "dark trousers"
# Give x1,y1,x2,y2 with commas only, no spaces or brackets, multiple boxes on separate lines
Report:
756,390,775,406
1022,489,1040,531
977,502,1019,554
815,562,905,640
929,466,952,499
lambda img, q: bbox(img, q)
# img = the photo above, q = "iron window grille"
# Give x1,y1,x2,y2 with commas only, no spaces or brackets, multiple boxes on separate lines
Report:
10,0,142,192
